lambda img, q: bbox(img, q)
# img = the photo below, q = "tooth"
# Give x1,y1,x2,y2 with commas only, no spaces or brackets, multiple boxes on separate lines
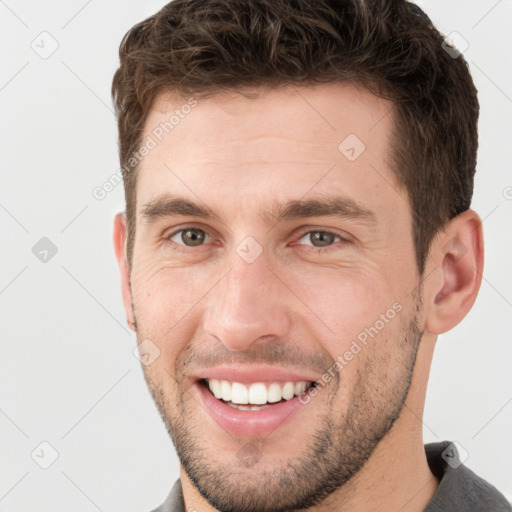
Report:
282,382,295,400
231,382,249,404
294,381,307,395
220,380,231,401
230,403,251,411
227,402,271,411
209,379,312,405
208,379,222,399
267,383,282,403
249,383,267,404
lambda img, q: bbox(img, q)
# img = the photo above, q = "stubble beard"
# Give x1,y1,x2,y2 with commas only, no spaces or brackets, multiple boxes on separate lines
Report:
138,304,423,512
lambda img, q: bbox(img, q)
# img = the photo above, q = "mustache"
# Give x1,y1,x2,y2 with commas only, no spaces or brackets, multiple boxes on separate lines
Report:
178,339,333,375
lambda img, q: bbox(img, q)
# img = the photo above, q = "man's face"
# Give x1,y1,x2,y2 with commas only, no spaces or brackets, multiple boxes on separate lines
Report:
126,83,425,511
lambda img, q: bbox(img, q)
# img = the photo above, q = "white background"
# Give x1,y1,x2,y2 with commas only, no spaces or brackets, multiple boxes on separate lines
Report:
1,1,511,510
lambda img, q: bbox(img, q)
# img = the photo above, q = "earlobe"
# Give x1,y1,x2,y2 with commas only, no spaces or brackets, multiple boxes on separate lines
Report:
113,212,136,332
425,210,484,335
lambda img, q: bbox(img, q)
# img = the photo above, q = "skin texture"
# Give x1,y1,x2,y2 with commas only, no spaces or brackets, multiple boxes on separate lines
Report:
113,83,484,511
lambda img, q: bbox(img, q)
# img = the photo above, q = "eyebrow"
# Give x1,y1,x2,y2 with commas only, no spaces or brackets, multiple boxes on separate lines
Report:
141,195,221,223
140,194,377,226
266,196,376,226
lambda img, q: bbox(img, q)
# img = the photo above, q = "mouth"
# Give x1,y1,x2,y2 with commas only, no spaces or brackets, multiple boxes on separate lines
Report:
192,366,322,436
200,378,317,411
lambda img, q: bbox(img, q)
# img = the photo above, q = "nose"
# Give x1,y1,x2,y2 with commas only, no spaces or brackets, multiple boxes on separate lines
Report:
202,250,293,351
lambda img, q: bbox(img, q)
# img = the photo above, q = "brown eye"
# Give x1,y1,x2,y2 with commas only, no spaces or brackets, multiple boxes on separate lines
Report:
169,228,209,247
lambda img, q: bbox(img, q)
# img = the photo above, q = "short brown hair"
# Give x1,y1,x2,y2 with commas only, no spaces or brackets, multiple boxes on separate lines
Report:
112,0,479,274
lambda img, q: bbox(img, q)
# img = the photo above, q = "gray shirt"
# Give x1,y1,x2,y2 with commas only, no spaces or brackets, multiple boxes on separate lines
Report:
151,441,511,511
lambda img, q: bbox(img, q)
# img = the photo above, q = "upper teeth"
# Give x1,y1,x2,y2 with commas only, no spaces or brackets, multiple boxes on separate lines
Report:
206,379,311,405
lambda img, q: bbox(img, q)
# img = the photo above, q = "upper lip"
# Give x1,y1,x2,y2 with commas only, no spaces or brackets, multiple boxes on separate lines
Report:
191,365,319,384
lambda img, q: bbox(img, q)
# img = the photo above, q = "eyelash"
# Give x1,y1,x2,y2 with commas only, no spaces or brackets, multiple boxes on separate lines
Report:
164,227,348,254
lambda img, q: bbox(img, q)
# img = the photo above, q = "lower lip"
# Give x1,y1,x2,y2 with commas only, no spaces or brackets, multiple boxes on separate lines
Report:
195,381,307,437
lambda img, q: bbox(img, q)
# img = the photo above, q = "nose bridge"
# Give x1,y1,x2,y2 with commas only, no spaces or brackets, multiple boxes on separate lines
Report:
203,247,292,351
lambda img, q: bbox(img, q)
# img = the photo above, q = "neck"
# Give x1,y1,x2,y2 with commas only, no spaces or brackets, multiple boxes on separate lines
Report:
306,407,439,511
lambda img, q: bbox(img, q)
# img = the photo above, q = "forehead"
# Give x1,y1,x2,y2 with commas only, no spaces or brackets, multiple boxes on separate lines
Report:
135,83,404,223
143,82,393,159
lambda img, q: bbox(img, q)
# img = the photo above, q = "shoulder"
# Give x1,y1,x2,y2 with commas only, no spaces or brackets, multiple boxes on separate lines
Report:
425,441,511,512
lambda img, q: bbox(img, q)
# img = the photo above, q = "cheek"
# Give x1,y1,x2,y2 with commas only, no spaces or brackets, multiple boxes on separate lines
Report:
286,264,397,339
286,265,405,384
133,257,195,307
130,260,218,348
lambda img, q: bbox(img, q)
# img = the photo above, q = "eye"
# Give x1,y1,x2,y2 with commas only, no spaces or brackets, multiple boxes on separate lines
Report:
168,228,211,247
296,230,345,250
164,227,347,253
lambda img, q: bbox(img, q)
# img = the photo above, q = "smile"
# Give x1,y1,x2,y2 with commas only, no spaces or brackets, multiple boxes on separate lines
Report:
204,378,315,410
195,376,319,435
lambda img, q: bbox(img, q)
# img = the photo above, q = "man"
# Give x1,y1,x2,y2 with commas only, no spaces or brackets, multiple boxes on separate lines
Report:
111,0,511,511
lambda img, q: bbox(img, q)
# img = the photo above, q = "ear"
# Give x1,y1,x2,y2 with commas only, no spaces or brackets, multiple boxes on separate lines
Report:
113,212,136,331
424,209,484,335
